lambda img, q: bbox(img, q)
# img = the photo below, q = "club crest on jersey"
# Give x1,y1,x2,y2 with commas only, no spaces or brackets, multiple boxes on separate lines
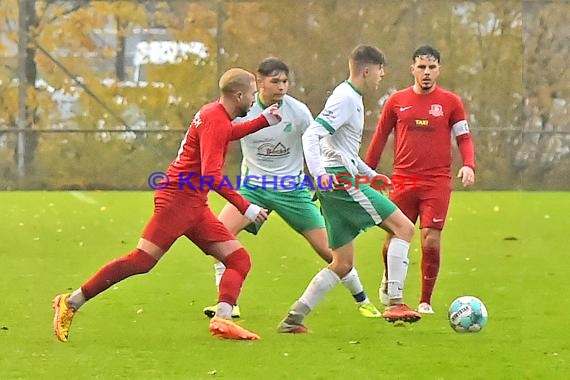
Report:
429,104,444,117
283,122,293,133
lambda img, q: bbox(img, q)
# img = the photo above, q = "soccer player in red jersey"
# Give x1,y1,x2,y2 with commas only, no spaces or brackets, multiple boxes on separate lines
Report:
52,68,282,342
364,45,475,314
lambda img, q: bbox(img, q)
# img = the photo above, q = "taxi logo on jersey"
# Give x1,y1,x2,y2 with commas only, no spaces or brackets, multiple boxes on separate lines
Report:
415,119,429,126
429,104,444,117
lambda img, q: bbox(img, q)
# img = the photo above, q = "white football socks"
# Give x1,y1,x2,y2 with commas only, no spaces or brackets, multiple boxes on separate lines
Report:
340,267,368,304
215,302,233,319
380,271,387,292
386,237,410,300
67,288,86,310
214,262,226,288
298,267,341,310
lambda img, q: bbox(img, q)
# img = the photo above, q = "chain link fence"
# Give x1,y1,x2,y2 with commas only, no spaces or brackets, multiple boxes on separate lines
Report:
1,0,568,190
2,127,569,190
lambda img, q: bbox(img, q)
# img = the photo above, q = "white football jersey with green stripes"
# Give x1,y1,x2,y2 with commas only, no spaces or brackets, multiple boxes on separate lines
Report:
314,81,365,175
234,93,313,190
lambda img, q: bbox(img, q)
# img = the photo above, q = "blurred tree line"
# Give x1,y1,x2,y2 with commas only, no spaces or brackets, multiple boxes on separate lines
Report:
0,0,568,190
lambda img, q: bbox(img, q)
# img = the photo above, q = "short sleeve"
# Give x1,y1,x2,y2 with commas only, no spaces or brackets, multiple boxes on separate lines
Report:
314,90,352,134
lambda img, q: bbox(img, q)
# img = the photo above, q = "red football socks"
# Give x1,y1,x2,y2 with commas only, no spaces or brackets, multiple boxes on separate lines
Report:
81,249,157,300
420,246,440,304
218,248,251,306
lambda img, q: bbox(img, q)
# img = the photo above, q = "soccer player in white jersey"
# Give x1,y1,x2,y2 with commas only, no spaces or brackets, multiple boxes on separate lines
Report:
202,58,383,319
278,45,421,334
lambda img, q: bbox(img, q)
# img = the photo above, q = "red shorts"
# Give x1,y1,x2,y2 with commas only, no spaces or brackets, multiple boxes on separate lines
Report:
141,192,235,252
389,179,452,230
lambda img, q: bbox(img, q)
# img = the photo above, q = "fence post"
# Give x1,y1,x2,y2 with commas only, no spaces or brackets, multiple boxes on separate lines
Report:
17,0,28,179
216,0,225,86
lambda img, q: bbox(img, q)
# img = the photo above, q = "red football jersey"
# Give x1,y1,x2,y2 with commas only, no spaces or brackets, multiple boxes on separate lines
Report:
165,101,267,213
365,86,469,182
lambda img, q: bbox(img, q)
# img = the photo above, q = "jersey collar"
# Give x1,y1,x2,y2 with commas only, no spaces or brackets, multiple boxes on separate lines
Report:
256,92,283,109
344,80,363,96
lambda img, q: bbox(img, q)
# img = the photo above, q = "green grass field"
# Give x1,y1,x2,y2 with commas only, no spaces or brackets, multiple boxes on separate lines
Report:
1,191,568,379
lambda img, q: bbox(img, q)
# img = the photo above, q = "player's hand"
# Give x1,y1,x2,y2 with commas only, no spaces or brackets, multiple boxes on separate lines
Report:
457,166,475,187
254,208,269,224
261,104,282,125
244,204,269,223
317,173,338,191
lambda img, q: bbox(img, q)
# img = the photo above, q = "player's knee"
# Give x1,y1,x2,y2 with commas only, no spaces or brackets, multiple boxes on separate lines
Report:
316,247,333,264
423,236,440,250
330,259,353,278
222,248,251,279
422,229,441,249
395,219,415,242
128,249,158,274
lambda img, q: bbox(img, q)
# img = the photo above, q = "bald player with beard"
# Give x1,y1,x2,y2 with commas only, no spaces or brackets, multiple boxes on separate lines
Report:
52,68,281,342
